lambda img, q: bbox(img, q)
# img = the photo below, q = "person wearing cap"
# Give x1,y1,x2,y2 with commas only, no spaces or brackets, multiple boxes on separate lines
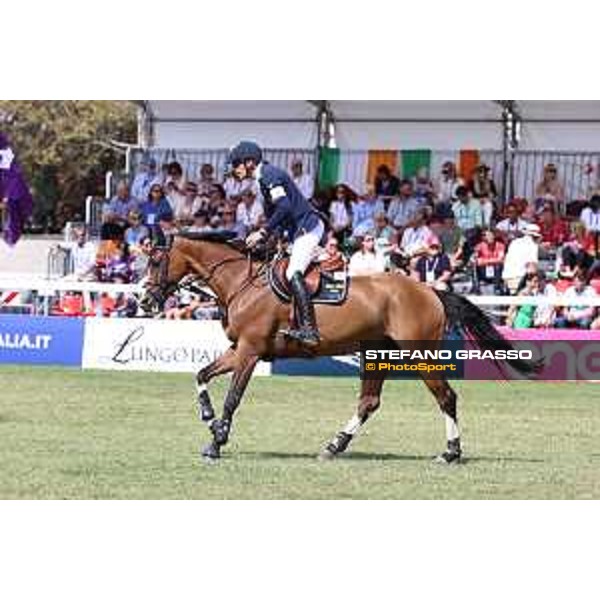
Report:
502,223,541,294
228,141,326,346
290,159,314,200
413,235,453,291
469,163,498,203
131,158,160,203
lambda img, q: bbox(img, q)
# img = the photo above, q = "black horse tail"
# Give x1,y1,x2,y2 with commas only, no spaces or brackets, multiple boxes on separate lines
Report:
434,290,543,378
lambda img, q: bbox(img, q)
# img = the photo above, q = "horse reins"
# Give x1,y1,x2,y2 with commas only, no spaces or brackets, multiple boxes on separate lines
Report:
151,242,269,311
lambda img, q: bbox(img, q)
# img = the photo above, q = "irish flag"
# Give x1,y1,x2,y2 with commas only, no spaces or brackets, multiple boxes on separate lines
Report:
318,147,487,193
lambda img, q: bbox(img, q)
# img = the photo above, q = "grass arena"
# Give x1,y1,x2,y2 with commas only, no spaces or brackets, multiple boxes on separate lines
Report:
0,365,598,499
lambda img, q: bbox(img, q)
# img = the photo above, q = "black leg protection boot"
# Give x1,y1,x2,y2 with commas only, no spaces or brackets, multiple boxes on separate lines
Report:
282,273,320,347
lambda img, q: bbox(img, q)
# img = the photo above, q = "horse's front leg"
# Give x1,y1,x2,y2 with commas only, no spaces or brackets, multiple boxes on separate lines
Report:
202,348,259,462
196,347,238,423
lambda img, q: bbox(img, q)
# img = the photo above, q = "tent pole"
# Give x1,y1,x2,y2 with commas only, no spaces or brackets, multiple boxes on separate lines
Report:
498,100,519,205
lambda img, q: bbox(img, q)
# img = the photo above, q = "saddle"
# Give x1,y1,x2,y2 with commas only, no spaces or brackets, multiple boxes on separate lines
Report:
268,255,349,305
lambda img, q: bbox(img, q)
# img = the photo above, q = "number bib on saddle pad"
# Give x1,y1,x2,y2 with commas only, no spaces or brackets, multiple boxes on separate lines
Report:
268,255,349,305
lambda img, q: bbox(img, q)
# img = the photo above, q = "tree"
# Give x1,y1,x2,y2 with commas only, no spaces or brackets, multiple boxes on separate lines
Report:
0,101,137,224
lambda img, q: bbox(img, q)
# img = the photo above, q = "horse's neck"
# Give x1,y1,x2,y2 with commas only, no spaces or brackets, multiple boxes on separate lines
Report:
185,242,251,305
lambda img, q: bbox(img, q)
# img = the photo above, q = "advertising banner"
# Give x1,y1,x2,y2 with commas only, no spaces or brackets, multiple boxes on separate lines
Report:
82,318,271,375
0,315,84,366
272,354,360,376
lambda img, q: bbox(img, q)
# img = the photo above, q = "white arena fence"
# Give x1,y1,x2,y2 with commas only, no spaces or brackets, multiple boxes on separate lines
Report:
1,278,600,315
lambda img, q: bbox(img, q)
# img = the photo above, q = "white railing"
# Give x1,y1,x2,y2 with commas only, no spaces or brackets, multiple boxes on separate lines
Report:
1,277,599,308
0,277,143,295
465,295,600,307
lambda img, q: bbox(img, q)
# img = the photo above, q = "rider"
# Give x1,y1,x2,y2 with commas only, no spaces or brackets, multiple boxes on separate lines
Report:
228,141,325,347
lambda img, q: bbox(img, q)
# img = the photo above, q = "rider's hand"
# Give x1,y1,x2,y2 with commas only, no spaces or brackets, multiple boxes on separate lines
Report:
246,228,266,248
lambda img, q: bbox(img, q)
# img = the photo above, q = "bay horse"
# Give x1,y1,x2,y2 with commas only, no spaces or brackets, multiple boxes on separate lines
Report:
142,231,538,463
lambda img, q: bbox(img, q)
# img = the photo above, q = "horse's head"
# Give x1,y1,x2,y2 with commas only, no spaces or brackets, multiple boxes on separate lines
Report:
139,231,252,315
139,241,175,315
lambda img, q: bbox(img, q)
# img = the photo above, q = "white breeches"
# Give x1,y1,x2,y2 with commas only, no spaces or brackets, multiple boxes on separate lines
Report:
286,221,325,279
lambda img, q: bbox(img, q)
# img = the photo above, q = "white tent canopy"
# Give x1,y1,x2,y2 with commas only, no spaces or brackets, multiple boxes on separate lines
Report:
329,101,503,149
516,101,600,151
142,101,320,149
140,101,600,151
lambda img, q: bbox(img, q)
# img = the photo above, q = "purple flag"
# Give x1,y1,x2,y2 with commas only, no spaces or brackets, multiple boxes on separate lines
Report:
0,132,33,246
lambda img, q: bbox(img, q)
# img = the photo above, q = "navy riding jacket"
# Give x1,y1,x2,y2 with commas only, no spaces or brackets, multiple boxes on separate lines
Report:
256,162,322,241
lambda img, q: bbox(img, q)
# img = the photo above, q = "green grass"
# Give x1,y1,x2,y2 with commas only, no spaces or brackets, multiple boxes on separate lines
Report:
0,365,598,499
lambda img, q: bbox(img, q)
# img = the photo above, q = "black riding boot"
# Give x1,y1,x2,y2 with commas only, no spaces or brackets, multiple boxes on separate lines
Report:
282,273,320,347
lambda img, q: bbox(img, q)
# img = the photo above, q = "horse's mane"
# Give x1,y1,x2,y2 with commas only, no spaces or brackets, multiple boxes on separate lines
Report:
177,230,248,252
177,230,240,244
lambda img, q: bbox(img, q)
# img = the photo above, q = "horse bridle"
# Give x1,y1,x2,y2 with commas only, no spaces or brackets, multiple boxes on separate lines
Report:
143,239,267,313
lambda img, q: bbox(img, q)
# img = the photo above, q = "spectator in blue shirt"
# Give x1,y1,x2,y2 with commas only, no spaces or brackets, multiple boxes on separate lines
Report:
103,181,138,230
139,184,173,229
384,179,423,229
124,209,150,249
131,158,160,203
351,185,378,238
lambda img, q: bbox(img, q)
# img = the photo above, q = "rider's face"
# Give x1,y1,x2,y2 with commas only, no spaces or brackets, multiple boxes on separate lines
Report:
232,163,247,180
233,160,257,181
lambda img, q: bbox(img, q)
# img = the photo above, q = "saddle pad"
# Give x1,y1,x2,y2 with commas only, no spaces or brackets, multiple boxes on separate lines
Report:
268,257,349,305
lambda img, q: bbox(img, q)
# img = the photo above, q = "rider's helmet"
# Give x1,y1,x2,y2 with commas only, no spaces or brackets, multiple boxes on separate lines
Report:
228,141,263,167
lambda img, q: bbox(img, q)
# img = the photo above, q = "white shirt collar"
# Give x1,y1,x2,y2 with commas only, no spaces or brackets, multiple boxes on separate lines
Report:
254,162,263,181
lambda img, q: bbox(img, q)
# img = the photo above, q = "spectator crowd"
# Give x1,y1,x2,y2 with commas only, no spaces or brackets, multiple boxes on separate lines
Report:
52,158,600,329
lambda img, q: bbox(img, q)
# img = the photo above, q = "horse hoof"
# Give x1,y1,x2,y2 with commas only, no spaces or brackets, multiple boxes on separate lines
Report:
433,452,462,465
201,443,220,462
318,448,337,461
200,406,215,422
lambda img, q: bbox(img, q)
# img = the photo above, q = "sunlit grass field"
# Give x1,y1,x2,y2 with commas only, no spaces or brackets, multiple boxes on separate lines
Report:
0,365,598,499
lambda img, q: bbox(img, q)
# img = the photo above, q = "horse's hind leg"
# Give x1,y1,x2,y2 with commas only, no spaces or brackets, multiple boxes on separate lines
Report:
421,377,462,464
196,346,238,422
320,377,386,460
